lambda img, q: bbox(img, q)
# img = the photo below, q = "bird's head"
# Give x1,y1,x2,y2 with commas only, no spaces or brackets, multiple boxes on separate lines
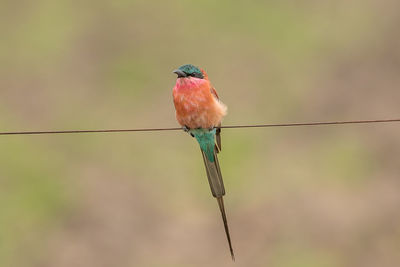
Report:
173,64,205,79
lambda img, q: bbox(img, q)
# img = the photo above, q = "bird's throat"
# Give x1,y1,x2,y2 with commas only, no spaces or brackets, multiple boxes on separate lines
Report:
174,77,207,91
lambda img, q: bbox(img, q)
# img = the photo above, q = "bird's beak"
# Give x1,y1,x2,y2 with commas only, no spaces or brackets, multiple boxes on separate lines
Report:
173,69,187,78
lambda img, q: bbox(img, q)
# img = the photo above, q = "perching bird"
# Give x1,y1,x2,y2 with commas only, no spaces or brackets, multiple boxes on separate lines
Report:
172,64,234,260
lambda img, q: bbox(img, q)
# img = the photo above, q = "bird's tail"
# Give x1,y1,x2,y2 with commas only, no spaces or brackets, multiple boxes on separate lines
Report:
191,128,234,260
201,150,225,197
217,196,235,261
201,150,235,261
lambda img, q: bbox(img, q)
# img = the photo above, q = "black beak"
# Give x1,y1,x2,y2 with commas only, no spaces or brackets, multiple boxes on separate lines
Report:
173,69,187,78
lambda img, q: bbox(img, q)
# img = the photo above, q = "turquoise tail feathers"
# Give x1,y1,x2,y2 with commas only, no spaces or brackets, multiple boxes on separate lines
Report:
191,128,216,162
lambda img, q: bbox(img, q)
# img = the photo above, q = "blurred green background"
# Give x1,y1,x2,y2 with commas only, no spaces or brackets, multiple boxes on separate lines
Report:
1,1,400,266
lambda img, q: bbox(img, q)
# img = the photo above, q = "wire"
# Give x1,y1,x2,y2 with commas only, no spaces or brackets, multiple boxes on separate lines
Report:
221,118,400,129
0,127,182,136
0,118,399,136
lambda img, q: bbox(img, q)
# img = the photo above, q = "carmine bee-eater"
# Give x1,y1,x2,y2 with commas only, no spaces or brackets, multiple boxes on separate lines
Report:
172,64,234,260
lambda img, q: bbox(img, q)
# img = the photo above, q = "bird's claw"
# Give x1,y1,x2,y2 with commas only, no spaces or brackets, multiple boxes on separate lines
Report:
183,125,195,137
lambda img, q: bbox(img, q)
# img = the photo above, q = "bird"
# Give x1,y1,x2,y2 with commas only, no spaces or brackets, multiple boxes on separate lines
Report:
172,64,234,260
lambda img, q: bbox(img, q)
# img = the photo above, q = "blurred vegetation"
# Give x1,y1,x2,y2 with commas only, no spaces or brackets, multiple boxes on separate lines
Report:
1,0,400,266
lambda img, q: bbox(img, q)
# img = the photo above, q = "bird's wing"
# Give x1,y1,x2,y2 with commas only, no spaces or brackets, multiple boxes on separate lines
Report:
210,87,222,152
210,87,220,100
215,125,221,153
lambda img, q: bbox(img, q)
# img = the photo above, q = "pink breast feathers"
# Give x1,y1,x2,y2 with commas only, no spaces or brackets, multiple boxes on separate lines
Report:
173,78,227,129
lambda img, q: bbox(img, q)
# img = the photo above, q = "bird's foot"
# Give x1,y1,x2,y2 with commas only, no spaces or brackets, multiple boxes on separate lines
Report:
183,125,195,137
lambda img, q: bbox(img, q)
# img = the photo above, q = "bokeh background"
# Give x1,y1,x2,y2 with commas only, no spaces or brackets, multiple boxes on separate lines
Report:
1,1,400,266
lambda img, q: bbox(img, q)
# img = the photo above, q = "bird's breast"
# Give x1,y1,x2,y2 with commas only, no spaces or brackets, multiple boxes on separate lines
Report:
173,78,226,129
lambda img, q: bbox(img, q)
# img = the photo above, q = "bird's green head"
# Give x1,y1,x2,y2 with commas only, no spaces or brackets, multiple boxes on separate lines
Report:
173,64,204,79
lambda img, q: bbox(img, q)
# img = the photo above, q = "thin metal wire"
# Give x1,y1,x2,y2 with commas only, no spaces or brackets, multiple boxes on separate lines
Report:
0,118,399,136
0,127,182,136
221,118,400,129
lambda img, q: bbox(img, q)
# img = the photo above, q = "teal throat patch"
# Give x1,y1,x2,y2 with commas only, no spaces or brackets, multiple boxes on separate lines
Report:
190,128,216,162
